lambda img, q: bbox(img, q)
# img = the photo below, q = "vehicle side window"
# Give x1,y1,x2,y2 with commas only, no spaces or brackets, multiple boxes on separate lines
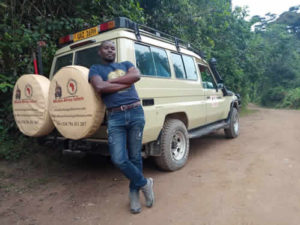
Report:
171,53,186,79
135,44,171,78
54,53,73,74
151,47,171,77
75,46,101,68
135,44,156,76
199,65,216,89
182,55,198,80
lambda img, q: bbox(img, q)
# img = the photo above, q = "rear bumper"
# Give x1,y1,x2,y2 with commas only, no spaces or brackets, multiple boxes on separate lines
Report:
44,136,110,156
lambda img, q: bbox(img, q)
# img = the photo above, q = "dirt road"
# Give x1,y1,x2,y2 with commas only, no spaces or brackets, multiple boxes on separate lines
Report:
1,105,300,225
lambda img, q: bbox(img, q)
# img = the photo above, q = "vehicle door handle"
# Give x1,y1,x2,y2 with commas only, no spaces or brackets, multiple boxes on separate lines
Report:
142,99,154,106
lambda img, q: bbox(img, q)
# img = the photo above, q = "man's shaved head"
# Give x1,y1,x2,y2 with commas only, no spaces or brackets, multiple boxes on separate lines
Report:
99,40,115,50
98,40,116,63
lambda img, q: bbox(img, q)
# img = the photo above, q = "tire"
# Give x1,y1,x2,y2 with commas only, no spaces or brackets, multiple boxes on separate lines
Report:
224,107,239,138
48,66,105,140
154,119,190,171
12,74,54,137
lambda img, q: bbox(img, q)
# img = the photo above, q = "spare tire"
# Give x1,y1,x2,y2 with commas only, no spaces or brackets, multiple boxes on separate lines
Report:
12,74,55,137
48,66,105,140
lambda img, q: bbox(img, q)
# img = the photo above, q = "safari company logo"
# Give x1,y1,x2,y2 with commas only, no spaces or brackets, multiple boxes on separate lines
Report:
67,79,77,95
52,79,84,103
55,81,62,99
15,86,21,100
24,84,33,98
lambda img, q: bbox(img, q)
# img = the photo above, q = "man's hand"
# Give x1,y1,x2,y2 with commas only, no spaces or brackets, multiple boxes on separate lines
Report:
109,67,141,85
90,75,131,94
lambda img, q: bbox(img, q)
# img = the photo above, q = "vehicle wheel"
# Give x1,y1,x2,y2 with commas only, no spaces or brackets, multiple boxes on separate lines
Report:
154,119,189,171
48,66,105,140
224,107,239,138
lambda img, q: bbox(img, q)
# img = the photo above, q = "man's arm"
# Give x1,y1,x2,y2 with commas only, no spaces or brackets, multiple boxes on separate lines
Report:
109,67,140,85
90,75,131,94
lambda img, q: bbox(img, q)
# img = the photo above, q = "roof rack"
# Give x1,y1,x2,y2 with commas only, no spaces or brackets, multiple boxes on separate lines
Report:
58,17,205,59
129,18,205,58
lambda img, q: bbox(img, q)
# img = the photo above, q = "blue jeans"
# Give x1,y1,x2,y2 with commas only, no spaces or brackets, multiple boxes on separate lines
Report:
107,105,147,191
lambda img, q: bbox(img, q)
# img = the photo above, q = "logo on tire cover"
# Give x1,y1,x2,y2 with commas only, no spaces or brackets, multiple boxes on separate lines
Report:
15,86,21,100
55,81,62,98
67,79,77,95
24,84,33,98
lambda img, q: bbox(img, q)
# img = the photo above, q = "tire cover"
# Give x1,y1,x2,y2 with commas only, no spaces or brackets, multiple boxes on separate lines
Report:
48,66,105,140
12,74,55,137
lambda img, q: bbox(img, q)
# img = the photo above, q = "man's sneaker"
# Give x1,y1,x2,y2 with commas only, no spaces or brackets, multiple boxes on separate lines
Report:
129,191,141,214
141,178,154,207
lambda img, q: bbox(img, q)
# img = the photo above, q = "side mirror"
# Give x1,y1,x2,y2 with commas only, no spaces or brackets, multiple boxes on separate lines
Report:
209,58,217,66
217,83,224,89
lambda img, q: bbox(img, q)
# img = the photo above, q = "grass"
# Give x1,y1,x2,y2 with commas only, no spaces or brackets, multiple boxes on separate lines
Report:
25,177,50,189
0,183,17,193
240,106,258,117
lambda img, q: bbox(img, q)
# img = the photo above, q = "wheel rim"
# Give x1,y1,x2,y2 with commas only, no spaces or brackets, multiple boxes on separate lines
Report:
233,113,239,134
171,131,186,161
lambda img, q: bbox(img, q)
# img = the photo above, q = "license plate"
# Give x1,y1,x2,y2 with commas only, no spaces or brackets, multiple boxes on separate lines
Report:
73,26,98,42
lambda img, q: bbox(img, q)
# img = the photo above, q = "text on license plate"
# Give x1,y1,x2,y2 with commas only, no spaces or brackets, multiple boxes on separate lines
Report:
73,27,98,42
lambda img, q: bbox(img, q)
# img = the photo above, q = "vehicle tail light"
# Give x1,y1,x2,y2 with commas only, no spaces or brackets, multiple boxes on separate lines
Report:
59,35,73,45
99,21,116,32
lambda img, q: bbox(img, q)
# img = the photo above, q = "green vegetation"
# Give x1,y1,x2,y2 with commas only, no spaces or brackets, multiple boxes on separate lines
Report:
0,136,37,160
1,0,300,159
240,107,258,117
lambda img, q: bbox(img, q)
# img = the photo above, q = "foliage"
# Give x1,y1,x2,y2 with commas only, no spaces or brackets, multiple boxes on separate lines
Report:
0,129,36,160
252,5,300,108
261,87,286,107
280,88,300,109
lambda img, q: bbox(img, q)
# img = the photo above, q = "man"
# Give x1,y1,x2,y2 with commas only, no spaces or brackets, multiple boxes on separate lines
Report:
89,40,154,214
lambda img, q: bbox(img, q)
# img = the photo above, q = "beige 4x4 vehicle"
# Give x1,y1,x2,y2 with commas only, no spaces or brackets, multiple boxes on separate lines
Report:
49,17,240,171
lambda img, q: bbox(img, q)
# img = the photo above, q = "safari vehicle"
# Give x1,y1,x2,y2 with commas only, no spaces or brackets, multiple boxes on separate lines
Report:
49,17,240,171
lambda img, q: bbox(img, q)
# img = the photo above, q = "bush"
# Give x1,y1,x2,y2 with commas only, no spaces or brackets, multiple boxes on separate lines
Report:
0,135,33,160
280,88,300,109
261,87,286,107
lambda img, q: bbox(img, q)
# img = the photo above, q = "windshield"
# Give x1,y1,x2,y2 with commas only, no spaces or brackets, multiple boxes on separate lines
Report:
74,46,101,68
53,53,73,74
52,40,117,77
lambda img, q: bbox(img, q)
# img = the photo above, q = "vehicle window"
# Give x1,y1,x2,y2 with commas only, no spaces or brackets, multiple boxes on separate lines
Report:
135,44,156,76
54,53,73,74
182,55,198,80
199,65,216,89
151,47,171,77
171,53,186,79
75,46,101,68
